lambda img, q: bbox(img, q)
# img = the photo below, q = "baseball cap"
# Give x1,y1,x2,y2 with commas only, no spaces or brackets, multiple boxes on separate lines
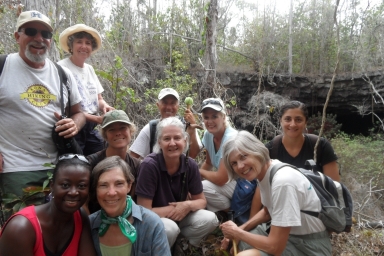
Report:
16,10,53,32
59,24,102,54
158,88,179,101
101,110,133,128
200,98,225,112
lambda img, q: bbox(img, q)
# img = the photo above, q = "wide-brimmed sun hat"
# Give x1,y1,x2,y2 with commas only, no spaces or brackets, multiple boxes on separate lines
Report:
59,24,102,54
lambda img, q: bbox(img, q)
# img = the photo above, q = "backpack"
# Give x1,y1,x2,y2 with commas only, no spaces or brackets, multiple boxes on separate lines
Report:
149,119,160,154
0,54,8,75
269,161,353,233
230,178,257,225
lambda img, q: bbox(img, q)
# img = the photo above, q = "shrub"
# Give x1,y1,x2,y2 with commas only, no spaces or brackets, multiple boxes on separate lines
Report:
307,112,342,139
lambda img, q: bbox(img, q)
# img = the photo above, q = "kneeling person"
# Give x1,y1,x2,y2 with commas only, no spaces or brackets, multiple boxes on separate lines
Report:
135,117,219,247
89,156,170,255
220,130,332,256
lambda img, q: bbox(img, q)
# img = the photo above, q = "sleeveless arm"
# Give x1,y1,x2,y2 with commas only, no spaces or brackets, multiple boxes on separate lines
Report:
0,215,35,256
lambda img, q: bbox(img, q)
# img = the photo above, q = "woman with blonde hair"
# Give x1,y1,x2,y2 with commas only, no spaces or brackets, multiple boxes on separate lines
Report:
198,98,239,212
86,110,140,213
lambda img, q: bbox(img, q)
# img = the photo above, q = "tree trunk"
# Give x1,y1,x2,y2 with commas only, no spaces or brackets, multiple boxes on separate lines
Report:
288,0,293,75
203,0,218,96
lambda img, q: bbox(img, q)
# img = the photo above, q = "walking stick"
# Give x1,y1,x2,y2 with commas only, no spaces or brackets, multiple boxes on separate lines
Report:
227,211,238,256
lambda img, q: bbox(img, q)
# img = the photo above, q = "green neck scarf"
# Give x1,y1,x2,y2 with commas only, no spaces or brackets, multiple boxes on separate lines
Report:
99,195,137,243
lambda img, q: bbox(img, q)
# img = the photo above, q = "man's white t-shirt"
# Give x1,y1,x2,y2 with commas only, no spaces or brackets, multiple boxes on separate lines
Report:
259,160,326,235
0,53,81,172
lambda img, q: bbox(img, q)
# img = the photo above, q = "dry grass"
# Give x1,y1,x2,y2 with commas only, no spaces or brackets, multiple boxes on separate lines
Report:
174,226,384,255
331,228,384,256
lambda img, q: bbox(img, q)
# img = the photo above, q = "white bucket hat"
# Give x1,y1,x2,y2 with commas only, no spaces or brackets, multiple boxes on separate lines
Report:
59,24,102,54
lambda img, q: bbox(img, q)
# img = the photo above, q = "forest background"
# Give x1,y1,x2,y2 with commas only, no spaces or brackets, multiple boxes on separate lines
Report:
0,0,383,255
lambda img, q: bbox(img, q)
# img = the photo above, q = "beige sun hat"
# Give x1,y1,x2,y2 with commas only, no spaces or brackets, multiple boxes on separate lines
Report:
59,24,102,54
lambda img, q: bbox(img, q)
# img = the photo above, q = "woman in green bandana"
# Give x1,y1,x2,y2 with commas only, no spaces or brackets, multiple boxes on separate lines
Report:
88,156,170,256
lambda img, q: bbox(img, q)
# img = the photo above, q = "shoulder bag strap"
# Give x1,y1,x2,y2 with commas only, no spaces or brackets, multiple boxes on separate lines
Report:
0,54,8,76
149,119,159,153
53,63,70,117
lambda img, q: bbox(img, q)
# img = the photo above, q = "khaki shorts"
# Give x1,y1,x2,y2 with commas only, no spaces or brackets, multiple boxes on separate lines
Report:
239,222,332,256
0,170,51,225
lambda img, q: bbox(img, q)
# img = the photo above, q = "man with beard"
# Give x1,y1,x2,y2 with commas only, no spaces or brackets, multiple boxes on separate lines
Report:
0,10,85,224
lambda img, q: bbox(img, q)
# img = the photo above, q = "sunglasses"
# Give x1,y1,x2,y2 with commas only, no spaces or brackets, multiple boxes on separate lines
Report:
19,27,53,39
58,154,89,164
201,99,223,108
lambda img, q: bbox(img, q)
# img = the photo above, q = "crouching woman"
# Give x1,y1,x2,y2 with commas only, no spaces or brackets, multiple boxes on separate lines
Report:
0,155,96,256
135,117,219,248
88,156,170,255
220,130,332,256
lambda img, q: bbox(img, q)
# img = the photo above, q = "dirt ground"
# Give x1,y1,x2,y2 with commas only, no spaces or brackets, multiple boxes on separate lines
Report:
174,223,384,256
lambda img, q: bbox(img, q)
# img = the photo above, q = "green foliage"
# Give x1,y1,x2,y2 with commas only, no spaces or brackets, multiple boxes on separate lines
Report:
307,112,342,139
331,133,384,188
144,51,197,117
96,55,141,110
1,171,52,217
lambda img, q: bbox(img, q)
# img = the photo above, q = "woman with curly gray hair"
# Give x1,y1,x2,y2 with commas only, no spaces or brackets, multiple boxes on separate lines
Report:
58,24,114,156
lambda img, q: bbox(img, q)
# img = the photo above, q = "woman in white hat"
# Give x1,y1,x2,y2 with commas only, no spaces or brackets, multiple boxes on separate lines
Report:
58,24,114,156
199,98,254,215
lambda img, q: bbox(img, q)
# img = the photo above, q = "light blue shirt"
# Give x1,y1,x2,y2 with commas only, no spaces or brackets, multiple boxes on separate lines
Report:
202,126,237,169
89,201,171,256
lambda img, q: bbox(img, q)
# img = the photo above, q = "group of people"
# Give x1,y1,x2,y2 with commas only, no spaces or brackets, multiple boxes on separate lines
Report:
0,9,342,256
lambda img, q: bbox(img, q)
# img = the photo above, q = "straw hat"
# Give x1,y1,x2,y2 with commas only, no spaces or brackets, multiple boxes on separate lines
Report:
59,24,102,54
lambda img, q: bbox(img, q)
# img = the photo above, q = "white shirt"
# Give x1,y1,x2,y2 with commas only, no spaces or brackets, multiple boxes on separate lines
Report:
259,160,326,235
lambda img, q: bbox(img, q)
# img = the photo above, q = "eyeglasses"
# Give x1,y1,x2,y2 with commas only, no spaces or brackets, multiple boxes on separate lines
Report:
201,99,223,108
58,154,89,164
19,27,53,39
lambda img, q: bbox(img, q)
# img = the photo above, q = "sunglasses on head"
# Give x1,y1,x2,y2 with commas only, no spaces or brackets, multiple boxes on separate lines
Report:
19,27,53,39
202,99,223,108
58,154,89,164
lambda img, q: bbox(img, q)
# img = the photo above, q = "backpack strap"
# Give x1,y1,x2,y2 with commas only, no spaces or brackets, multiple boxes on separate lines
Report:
269,135,283,159
149,119,160,153
0,54,9,76
269,162,296,184
269,162,320,218
53,63,70,117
